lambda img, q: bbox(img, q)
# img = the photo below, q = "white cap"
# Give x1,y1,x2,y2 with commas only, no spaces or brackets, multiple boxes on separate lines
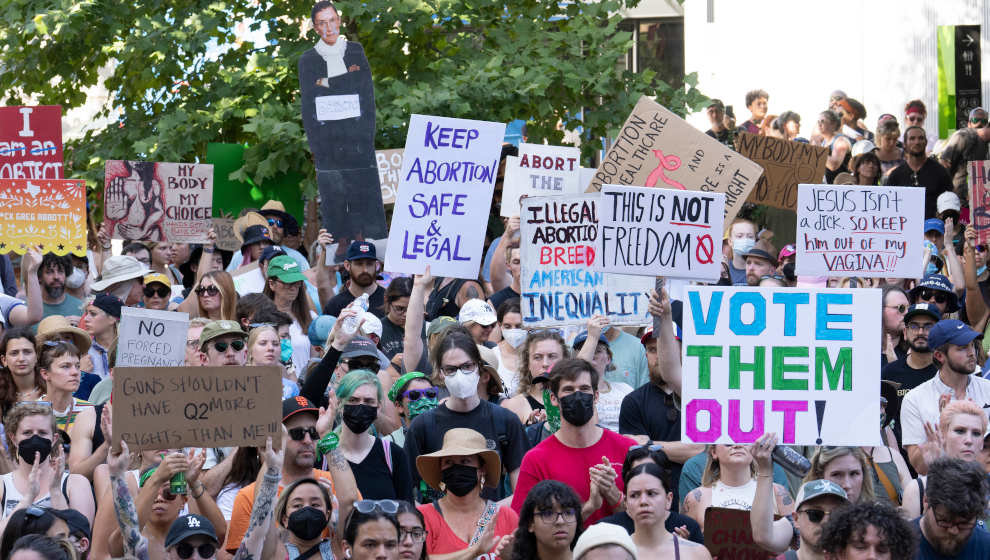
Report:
851,139,877,158
457,299,497,326
937,191,961,214
359,312,383,339
573,523,637,560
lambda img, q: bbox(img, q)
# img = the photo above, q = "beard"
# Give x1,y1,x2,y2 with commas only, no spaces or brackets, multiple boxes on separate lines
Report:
922,515,971,556
946,354,976,375
909,337,931,353
44,283,64,299
351,272,375,288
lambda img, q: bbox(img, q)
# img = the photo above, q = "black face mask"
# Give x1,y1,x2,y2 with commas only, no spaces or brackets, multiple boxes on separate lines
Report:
342,404,378,434
559,391,595,427
17,435,53,465
441,464,479,497
287,506,327,541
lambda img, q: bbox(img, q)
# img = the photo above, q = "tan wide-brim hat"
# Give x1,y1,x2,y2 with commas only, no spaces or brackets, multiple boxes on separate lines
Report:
416,428,501,491
36,315,92,355
233,212,269,243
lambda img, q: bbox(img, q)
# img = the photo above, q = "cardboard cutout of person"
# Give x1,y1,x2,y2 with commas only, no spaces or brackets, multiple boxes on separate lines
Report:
299,1,387,256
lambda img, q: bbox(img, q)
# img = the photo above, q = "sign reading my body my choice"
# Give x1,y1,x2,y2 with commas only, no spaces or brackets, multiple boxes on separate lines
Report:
682,286,880,446
385,115,506,279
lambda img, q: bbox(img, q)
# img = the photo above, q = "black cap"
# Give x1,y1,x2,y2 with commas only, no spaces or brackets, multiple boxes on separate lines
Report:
282,395,319,423
92,294,123,320
904,303,940,323
51,508,91,539
341,337,379,360
707,98,724,110
346,240,377,261
165,514,218,548
259,245,287,264
241,224,272,247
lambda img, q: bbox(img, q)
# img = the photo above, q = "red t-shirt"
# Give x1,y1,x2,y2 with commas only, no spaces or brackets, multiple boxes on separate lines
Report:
510,429,637,526
418,502,518,559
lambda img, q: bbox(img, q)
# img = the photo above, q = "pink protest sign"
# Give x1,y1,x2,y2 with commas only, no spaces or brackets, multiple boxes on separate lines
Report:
0,106,63,180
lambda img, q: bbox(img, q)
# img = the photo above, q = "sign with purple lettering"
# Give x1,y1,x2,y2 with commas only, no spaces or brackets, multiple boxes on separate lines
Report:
501,143,581,216
682,286,880,445
384,115,506,278
796,184,924,278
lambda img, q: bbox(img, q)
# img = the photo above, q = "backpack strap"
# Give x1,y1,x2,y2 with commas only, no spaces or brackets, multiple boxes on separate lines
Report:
382,438,393,474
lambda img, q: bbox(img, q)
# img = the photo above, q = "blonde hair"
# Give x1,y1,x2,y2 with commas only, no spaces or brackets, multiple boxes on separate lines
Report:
199,271,238,321
246,325,278,365
804,446,875,503
700,445,757,487
4,403,57,460
939,400,988,435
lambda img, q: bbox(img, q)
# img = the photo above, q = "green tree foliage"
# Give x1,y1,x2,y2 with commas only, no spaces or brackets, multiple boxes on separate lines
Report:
0,0,706,198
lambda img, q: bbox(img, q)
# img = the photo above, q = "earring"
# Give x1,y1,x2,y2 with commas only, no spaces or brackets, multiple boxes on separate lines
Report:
439,481,446,492
480,475,486,487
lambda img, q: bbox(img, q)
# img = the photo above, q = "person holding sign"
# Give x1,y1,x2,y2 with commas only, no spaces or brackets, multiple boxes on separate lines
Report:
624,462,711,559
502,330,568,426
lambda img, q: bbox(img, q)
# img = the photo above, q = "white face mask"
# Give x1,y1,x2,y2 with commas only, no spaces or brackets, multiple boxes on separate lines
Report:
732,237,756,255
445,369,480,400
502,328,527,348
65,267,86,289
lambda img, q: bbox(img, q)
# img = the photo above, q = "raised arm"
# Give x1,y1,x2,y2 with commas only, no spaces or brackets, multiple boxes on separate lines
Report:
650,285,682,395
577,315,608,362
12,247,44,326
403,266,431,373
750,433,793,554
233,438,283,560
942,218,965,295
108,441,149,560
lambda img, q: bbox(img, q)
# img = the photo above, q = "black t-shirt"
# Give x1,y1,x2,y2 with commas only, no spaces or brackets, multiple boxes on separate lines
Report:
348,438,413,502
618,382,684,506
380,316,431,374
597,510,704,544
884,159,951,218
914,518,990,559
489,287,519,313
322,285,386,317
705,128,731,147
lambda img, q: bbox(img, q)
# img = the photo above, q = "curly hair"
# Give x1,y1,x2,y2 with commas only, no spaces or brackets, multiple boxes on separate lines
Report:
517,330,568,396
925,457,990,519
805,446,875,503
510,480,583,560
819,502,916,558
4,402,58,461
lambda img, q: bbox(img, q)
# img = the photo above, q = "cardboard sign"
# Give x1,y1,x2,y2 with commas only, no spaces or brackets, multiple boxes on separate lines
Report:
315,94,361,121
211,217,241,251
112,365,282,452
682,286,881,445
586,96,763,229
704,508,775,560
377,149,403,205
384,114,506,278
104,160,213,243
597,185,725,281
735,132,828,210
117,308,189,368
969,160,990,244
0,105,62,179
796,184,925,278
0,179,86,256
520,193,653,327
501,143,581,216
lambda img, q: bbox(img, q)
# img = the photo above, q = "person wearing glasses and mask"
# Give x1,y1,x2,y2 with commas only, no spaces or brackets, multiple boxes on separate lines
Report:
385,372,438,448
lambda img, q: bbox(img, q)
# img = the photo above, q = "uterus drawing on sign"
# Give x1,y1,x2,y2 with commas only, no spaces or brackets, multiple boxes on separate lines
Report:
644,149,686,190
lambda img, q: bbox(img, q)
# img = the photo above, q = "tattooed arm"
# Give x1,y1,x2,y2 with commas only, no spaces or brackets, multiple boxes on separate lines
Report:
325,447,358,529
233,438,283,560
108,441,149,560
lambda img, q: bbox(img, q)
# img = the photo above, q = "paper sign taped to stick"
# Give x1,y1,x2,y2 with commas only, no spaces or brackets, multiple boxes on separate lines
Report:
112,366,282,452
520,194,653,327
501,143,581,216
598,185,725,281
315,94,361,121
796,184,924,278
0,179,86,256
586,96,763,229
104,160,214,243
211,218,240,251
377,149,403,205
969,160,990,244
117,308,189,368
385,114,506,278
704,508,775,560
0,105,63,180
735,132,828,210
682,286,881,445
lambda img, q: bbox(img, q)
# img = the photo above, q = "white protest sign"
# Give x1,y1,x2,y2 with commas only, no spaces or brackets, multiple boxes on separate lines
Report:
521,193,653,327
796,184,925,278
597,185,725,281
315,94,361,121
500,143,580,216
117,308,189,368
682,286,881,446
385,114,506,278
579,167,596,192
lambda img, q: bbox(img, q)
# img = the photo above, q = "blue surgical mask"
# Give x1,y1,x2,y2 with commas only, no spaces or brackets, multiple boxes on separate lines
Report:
732,238,755,255
280,338,293,363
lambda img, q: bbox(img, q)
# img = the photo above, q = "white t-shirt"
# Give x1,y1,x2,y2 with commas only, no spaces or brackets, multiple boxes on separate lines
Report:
900,373,990,445
596,380,634,433
491,345,520,398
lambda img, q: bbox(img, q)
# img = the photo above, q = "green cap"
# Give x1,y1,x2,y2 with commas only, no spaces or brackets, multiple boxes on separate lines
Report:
389,372,428,403
267,255,305,283
199,320,247,349
426,316,457,338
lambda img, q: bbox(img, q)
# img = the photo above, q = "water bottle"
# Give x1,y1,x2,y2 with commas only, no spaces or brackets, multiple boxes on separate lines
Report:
341,293,370,334
170,471,187,495
772,445,811,478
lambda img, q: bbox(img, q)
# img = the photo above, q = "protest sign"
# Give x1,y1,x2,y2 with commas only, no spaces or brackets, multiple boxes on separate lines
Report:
520,193,653,327
211,217,241,251
0,105,62,179
598,185,725,281
104,160,213,243
796,184,924,278
704,508,773,560
500,143,581,216
117,308,189,368
377,149,403,205
112,365,282,452
735,132,828,210
586,96,763,229
385,114,506,278
969,160,990,244
0,179,86,256
682,286,881,446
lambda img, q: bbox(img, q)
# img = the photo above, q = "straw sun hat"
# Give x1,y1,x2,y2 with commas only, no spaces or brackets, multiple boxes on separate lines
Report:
415,428,501,491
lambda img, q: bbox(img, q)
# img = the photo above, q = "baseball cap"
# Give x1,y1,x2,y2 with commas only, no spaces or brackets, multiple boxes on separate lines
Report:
924,218,945,235
969,107,987,120
92,294,123,320
937,191,961,215
573,330,609,350
143,272,171,287
706,98,724,111
778,244,796,262
458,299,497,326
341,337,379,360
308,315,336,347
346,240,377,261
795,479,849,508
426,316,458,338
282,395,319,422
927,319,981,350
165,514,218,548
266,255,305,284
572,523,637,560
199,320,246,348
51,508,91,539
851,140,877,158
260,245,287,265
904,303,941,323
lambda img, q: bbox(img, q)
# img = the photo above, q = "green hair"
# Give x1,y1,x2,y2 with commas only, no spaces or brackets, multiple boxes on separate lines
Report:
336,369,383,404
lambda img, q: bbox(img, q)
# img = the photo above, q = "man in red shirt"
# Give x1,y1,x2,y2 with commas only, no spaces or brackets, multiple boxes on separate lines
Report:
511,358,637,526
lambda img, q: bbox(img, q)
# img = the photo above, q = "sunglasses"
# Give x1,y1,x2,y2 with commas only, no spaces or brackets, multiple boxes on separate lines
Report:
267,218,283,228
885,304,908,314
977,244,988,253
971,117,988,126
211,339,245,353
402,388,438,401
354,499,400,515
799,508,831,523
144,286,170,298
175,543,217,559
42,340,72,349
918,289,948,304
159,486,179,501
195,285,220,296
346,359,379,371
288,426,319,441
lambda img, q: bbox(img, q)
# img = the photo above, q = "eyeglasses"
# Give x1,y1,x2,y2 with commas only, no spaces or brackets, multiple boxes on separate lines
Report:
175,543,217,559
535,508,577,524
195,285,220,296
906,322,935,332
885,304,908,314
798,508,833,524
918,289,948,304
355,499,400,514
399,527,427,542
402,388,438,401
440,362,478,377
287,426,319,441
390,304,408,314
211,339,245,353
144,286,170,298
267,218,283,228
932,512,977,531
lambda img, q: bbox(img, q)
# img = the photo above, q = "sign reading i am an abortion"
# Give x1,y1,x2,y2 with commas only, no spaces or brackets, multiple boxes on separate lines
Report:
796,184,924,278
598,185,725,281
521,194,653,327
0,105,63,180
501,143,581,216
385,115,506,279
681,286,881,446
